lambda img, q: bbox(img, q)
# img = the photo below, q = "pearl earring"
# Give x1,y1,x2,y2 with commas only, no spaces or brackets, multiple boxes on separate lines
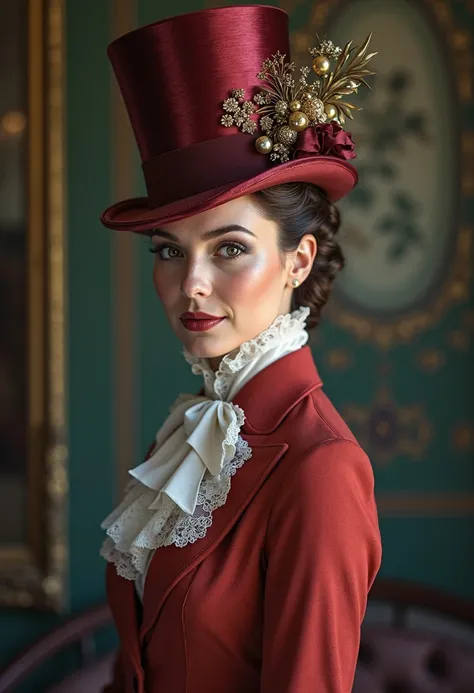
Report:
291,278,299,288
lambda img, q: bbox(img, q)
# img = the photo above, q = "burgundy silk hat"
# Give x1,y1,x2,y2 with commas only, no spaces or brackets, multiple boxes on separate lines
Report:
101,5,375,233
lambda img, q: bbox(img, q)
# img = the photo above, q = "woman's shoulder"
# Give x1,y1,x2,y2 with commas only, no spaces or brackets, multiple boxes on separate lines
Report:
309,385,359,445
268,400,378,538
279,383,360,454
272,386,375,502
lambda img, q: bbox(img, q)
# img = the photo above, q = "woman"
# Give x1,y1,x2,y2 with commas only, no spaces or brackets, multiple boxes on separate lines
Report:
100,5,382,693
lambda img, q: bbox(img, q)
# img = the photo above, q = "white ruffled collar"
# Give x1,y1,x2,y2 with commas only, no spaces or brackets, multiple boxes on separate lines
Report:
100,307,309,583
184,307,310,401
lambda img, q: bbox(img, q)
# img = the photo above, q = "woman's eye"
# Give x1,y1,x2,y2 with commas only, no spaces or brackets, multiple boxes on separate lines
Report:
216,243,246,259
162,246,182,259
149,245,183,259
149,242,246,260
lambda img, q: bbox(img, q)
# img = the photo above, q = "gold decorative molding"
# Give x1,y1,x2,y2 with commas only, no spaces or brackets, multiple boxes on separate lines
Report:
417,348,445,373
0,0,68,611
446,308,474,351
447,331,470,350
342,386,432,465
453,422,474,453
462,133,474,196
425,0,473,101
329,227,472,349
324,348,353,370
282,0,473,349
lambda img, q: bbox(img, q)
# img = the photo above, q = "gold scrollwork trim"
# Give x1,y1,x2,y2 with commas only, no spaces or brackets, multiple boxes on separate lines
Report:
453,421,474,453
282,0,473,348
417,348,446,372
425,0,473,101
462,131,474,195
329,226,472,349
0,0,68,611
324,348,353,370
342,386,433,464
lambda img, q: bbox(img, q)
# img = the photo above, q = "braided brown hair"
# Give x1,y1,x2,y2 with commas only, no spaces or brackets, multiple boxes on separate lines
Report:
252,182,344,330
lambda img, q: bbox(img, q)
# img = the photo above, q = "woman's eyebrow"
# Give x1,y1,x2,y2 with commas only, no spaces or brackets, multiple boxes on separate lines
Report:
150,224,257,241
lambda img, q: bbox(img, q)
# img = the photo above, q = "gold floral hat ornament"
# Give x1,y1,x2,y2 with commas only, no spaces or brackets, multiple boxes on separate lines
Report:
100,6,377,234
220,35,376,164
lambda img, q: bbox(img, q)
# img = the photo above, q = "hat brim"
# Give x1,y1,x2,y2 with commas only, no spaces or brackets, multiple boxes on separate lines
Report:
100,156,357,234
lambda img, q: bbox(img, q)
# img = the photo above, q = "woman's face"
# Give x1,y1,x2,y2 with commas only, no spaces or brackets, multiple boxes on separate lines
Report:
151,195,314,367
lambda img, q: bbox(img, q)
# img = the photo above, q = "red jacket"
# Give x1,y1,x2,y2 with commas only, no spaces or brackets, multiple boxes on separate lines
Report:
104,346,382,693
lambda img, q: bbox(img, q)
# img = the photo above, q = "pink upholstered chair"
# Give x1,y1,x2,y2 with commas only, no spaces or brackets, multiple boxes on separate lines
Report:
353,579,474,693
0,604,114,693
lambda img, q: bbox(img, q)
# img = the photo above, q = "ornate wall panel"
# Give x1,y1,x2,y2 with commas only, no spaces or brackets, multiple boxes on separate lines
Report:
286,0,472,347
281,0,474,515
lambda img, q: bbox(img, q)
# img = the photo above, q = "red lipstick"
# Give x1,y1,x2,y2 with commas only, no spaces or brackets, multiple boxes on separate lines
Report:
180,312,225,332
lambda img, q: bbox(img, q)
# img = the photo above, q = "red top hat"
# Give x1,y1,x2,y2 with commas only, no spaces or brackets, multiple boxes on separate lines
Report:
101,5,375,234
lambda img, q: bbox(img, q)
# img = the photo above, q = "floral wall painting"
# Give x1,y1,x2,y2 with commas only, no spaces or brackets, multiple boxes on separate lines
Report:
335,2,456,314
289,0,472,347
0,0,67,610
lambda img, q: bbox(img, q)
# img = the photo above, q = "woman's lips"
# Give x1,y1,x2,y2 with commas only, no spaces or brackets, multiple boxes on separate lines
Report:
180,312,226,332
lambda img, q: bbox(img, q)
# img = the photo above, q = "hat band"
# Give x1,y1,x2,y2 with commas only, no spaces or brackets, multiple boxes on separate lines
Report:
142,134,269,209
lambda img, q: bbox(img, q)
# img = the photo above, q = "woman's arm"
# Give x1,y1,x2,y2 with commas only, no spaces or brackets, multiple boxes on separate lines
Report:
261,439,382,693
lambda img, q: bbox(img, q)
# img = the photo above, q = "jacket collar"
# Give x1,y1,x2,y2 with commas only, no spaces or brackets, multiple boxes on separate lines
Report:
105,345,321,651
233,346,322,434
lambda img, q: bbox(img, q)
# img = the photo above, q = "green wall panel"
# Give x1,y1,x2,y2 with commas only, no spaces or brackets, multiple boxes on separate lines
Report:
67,0,114,613
379,517,474,600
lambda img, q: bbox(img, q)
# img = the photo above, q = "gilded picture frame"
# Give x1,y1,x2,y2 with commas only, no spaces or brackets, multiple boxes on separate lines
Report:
0,0,67,610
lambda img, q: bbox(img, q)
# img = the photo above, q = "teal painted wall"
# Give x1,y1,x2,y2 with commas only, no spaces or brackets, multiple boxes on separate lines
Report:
0,1,473,690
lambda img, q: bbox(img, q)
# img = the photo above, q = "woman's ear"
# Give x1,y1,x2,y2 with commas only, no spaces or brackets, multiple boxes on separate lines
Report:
288,234,317,283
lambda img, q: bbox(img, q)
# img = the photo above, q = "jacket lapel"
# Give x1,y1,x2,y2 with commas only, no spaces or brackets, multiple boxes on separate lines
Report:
139,441,288,642
112,347,322,646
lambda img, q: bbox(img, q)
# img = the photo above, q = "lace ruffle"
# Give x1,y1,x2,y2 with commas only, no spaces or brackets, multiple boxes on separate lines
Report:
184,306,310,400
100,436,252,580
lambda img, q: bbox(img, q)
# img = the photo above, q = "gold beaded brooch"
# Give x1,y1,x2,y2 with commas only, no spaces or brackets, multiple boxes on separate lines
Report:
221,35,376,163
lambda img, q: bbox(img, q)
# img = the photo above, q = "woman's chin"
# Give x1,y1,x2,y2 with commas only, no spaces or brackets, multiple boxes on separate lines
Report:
177,320,235,359
184,339,228,360
181,332,239,360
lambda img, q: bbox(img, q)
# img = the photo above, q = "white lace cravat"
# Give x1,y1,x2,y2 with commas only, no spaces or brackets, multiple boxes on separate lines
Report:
100,307,309,586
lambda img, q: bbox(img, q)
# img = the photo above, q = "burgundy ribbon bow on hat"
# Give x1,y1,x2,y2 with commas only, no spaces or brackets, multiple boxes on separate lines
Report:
294,122,357,161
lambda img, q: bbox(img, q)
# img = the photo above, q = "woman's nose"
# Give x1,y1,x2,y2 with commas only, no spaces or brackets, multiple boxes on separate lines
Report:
180,261,212,299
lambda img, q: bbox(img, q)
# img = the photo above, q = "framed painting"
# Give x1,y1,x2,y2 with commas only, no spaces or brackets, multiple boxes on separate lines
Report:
0,0,67,610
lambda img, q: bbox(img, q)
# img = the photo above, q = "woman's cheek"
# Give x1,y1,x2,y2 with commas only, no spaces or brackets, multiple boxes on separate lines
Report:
153,262,177,304
223,256,281,302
